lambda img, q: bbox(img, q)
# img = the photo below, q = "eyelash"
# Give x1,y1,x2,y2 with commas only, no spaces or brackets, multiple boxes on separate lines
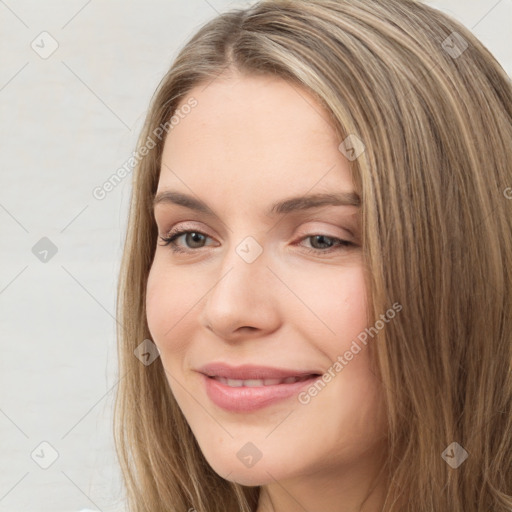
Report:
158,228,355,255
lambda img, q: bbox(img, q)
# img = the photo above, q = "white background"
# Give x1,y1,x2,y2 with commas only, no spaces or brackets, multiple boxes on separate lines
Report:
0,1,510,511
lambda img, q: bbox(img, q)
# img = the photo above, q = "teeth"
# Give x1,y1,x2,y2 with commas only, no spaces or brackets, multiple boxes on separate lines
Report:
225,378,244,387
244,379,273,387
214,375,313,387
258,378,282,386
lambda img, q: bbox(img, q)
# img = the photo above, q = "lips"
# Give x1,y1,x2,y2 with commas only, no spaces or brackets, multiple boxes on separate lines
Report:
196,363,322,412
212,375,314,387
197,362,321,381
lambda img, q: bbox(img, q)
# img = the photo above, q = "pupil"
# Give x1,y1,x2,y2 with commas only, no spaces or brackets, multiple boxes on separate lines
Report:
313,235,331,248
188,232,204,247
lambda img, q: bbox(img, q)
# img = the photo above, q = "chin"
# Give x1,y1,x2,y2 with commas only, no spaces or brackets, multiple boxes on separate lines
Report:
224,469,271,487
199,442,298,487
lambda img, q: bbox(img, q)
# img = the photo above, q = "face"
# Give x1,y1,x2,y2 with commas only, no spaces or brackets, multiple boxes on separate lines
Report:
146,72,387,490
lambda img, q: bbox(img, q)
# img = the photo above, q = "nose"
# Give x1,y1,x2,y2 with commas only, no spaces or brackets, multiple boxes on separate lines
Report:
199,241,281,341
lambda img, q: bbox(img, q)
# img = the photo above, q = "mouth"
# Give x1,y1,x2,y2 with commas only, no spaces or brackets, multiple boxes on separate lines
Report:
197,362,322,381
207,374,319,387
199,367,322,413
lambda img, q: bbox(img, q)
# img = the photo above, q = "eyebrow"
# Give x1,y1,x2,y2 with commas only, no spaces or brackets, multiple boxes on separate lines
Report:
153,190,360,217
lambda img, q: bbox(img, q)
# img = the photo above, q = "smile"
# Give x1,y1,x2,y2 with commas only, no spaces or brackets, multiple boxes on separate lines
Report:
211,375,315,387
201,373,321,412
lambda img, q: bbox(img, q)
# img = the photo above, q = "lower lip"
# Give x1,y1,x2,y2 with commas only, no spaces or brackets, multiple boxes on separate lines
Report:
201,374,320,412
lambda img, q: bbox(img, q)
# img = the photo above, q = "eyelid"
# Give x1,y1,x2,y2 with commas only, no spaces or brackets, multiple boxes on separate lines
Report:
158,221,358,258
160,221,213,238
294,221,356,243
160,221,354,242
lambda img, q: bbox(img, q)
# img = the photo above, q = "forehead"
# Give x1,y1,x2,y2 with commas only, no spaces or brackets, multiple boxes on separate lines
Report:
158,73,354,207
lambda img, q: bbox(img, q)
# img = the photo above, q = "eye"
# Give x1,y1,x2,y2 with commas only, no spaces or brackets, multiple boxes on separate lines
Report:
158,228,355,255
159,228,213,253
298,234,354,255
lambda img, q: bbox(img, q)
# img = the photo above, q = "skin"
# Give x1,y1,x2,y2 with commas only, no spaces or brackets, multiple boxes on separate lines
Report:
146,71,389,512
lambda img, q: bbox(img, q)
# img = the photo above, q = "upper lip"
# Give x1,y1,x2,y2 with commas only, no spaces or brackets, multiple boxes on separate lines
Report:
197,362,321,380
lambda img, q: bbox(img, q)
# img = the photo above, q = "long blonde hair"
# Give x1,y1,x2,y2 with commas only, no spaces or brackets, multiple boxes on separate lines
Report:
113,1,512,510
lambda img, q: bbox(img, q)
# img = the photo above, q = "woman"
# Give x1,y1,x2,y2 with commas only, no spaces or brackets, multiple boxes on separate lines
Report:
113,1,512,510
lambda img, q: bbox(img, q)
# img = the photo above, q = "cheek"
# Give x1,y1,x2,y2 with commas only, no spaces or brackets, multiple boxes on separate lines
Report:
340,275,368,342
291,262,368,344
145,261,196,357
